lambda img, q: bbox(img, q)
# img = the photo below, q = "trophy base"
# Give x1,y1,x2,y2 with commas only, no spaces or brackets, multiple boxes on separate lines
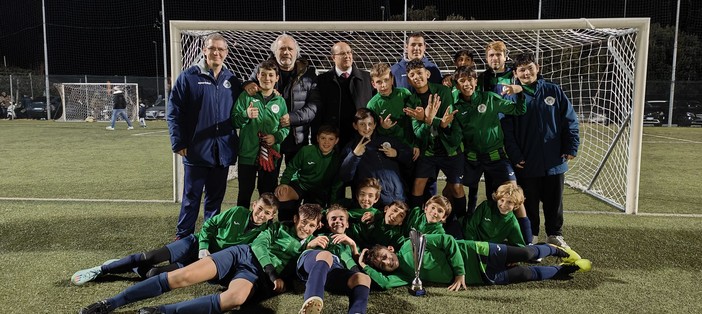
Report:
408,287,426,296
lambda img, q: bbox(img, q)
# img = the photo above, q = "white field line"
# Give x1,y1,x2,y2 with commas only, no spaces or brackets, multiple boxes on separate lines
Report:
643,133,702,144
0,197,173,203
132,130,169,136
565,210,702,218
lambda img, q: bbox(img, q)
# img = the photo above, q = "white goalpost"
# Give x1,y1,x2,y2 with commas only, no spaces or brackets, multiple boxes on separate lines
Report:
169,19,649,214
56,82,140,122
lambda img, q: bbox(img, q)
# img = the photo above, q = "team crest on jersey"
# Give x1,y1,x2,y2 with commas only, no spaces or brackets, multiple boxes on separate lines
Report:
544,96,556,106
271,104,280,114
477,104,487,113
223,80,231,89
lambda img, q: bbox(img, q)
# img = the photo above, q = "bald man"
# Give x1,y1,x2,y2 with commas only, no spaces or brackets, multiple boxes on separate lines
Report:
314,41,374,148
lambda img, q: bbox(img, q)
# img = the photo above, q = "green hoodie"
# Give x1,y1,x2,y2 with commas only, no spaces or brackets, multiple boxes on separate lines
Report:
232,91,289,165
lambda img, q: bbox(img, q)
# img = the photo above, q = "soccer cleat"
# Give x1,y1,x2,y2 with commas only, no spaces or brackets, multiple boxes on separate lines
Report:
548,244,582,264
127,126,134,130
546,235,569,248
71,266,103,285
299,296,323,314
105,126,115,130
559,258,592,273
79,300,112,314
138,307,163,314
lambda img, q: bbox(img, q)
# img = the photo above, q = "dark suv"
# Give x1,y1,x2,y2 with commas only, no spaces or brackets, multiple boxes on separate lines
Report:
643,100,667,126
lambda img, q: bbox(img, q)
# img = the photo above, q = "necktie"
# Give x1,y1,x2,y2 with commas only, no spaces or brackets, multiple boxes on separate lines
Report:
341,72,349,79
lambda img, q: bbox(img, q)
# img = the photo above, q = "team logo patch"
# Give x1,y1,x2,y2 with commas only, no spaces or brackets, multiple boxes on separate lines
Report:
477,104,487,113
545,96,556,106
223,80,231,88
271,104,280,114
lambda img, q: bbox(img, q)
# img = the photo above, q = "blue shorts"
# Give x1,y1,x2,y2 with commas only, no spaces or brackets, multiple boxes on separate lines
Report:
209,245,261,285
296,249,344,281
165,234,199,268
463,158,516,188
483,243,508,284
415,154,464,184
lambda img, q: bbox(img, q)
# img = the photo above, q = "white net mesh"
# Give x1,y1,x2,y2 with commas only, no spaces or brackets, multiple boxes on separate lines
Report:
56,83,139,122
174,21,645,211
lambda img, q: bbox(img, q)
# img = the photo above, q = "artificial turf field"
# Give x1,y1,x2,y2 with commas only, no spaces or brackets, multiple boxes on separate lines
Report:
1,120,700,313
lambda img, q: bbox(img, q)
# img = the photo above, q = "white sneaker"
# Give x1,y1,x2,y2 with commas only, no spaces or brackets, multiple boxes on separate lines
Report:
547,235,569,248
299,296,323,314
127,126,134,130
105,126,115,130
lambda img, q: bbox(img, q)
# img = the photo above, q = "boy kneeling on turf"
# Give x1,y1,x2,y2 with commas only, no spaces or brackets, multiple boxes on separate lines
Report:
275,124,341,221
297,205,370,314
79,204,323,314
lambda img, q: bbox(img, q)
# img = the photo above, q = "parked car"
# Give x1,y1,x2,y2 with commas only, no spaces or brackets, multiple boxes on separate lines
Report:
145,105,166,120
643,100,667,126
674,111,702,127
577,111,610,126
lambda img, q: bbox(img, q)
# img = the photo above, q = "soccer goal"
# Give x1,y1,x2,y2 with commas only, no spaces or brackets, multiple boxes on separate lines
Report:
169,19,649,214
56,83,140,122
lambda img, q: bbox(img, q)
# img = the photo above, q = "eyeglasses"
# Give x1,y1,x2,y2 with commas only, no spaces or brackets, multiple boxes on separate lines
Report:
333,51,353,56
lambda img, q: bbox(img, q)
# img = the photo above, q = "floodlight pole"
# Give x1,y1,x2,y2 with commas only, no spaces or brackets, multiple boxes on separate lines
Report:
667,0,680,127
42,0,51,120
153,41,159,96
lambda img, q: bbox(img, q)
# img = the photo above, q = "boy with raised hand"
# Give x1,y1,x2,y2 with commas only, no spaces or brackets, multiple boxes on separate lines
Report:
297,205,371,314
501,52,579,248
348,200,410,250
79,204,324,314
232,59,289,208
275,124,340,221
71,193,279,286
346,177,382,223
461,183,532,247
339,108,413,208
448,66,526,218
366,62,419,161
359,234,590,291
402,59,465,229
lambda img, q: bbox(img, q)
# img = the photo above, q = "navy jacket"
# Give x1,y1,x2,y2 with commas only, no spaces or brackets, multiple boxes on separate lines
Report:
339,133,412,206
501,76,579,178
167,60,242,167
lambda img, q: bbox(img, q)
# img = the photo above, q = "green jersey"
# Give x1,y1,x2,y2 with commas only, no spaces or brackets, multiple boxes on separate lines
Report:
453,90,525,160
460,200,526,247
366,87,415,148
347,207,379,224
348,215,405,250
197,206,271,252
250,222,314,276
408,83,462,157
305,233,358,269
232,91,289,165
403,207,445,236
363,234,465,290
279,144,339,192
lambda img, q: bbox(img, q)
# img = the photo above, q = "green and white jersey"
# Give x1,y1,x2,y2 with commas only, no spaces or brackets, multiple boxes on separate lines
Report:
408,82,462,157
251,222,314,275
197,206,271,252
403,206,445,236
453,90,525,160
232,91,289,165
279,144,339,192
460,200,526,247
366,87,415,148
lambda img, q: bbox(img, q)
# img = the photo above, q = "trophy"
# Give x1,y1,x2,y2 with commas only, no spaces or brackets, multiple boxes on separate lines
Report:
408,229,427,296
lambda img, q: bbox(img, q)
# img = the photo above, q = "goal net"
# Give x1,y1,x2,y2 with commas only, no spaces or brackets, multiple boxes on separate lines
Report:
170,19,649,214
56,83,140,122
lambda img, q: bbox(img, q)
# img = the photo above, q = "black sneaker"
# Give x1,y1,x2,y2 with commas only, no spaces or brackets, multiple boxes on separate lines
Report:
79,300,112,314
138,307,163,314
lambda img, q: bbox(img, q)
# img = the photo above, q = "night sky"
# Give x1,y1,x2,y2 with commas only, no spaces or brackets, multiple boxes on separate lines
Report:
0,0,694,77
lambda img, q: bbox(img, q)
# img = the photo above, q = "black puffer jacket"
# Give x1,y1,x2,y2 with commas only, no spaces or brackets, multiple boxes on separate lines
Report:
248,57,320,147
